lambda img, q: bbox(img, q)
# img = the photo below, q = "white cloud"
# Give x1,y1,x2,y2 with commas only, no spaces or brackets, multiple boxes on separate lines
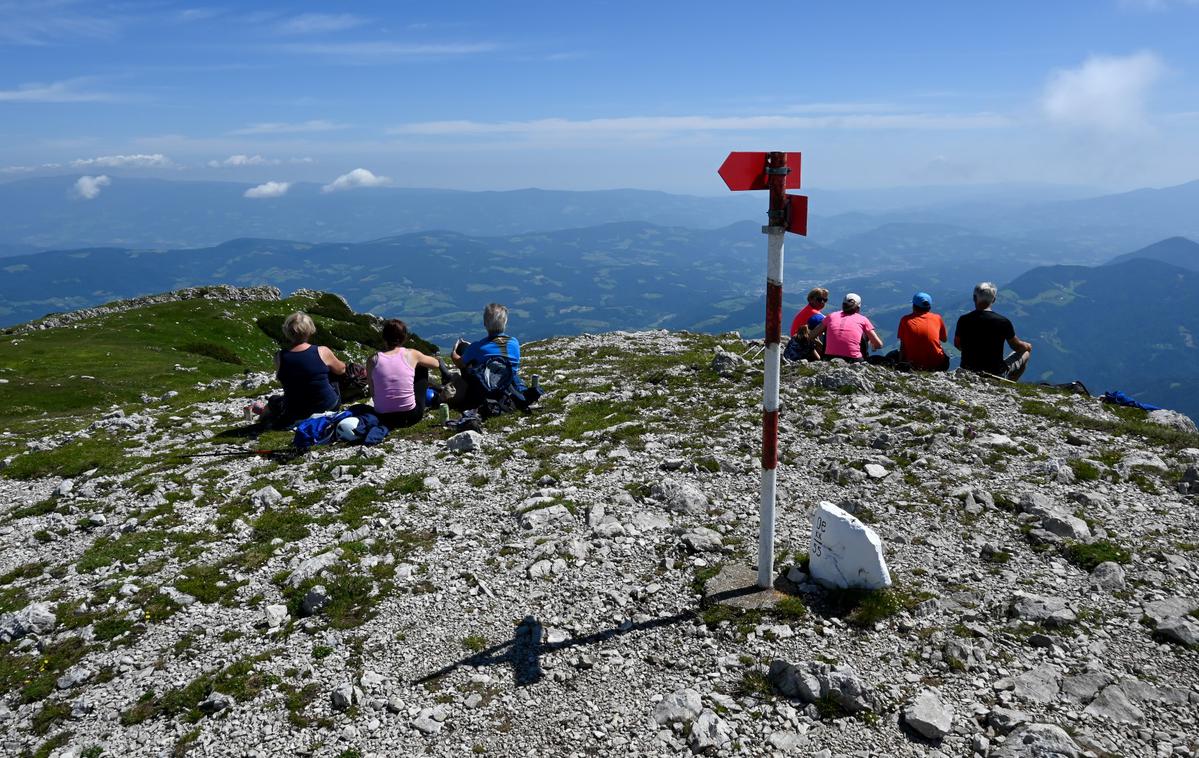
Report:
387,112,1011,137
73,175,110,199
229,120,347,135
1042,52,1166,132
0,3,120,45
244,181,291,199
70,153,172,168
321,168,391,193
209,154,274,167
0,78,115,103
276,13,366,35
207,154,314,167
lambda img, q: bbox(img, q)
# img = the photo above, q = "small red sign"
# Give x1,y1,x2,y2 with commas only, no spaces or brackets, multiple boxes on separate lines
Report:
718,152,802,191
787,194,809,236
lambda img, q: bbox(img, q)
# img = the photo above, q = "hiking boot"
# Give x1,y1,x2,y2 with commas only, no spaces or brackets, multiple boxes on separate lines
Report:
437,357,453,384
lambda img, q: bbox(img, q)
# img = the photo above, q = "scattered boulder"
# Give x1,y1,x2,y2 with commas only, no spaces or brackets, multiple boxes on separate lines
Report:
1084,684,1144,724
902,689,952,740
264,604,289,628
710,346,745,377
652,688,703,726
688,709,731,754
808,501,891,590
0,601,57,641
649,480,709,514
991,723,1085,758
681,527,723,553
286,551,340,588
1090,562,1126,591
447,430,484,453
198,691,234,715
1153,617,1198,647
1146,408,1198,435
519,504,575,531
768,659,873,714
1008,594,1076,628
251,485,282,507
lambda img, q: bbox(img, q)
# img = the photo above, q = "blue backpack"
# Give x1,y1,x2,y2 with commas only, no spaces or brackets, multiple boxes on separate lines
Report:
468,354,524,417
292,410,352,450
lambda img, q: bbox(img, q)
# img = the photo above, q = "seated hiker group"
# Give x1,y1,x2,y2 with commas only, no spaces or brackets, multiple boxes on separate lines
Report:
262,302,542,446
784,282,1033,380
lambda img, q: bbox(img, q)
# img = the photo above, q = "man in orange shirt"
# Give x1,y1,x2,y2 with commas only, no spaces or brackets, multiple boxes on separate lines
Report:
897,292,949,371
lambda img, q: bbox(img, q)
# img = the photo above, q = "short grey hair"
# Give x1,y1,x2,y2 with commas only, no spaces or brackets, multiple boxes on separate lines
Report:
282,311,316,345
973,282,997,307
483,303,508,335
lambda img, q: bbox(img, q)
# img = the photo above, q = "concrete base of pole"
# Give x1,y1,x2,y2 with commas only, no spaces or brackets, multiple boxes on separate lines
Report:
700,564,801,611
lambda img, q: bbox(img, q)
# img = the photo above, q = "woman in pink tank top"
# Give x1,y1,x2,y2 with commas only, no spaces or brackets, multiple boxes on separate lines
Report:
367,319,443,428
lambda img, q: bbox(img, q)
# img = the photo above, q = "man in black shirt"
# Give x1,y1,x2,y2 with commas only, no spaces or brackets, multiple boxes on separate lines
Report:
954,282,1033,380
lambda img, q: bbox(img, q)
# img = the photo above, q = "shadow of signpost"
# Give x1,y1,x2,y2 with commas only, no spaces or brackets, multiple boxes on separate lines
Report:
414,611,693,689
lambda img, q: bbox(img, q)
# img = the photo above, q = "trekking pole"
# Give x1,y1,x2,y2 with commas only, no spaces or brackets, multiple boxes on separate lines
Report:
170,447,296,460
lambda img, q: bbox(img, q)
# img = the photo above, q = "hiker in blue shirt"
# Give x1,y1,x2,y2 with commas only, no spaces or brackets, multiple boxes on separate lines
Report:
450,303,541,414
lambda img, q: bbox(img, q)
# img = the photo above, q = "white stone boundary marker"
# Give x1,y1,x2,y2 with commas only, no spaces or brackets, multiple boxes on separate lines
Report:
809,502,892,590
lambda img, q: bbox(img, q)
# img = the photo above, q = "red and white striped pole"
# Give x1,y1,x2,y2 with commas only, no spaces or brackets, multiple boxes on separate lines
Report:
758,151,789,589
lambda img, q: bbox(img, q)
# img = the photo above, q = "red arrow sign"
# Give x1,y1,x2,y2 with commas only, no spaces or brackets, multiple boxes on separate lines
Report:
718,151,802,191
787,194,809,236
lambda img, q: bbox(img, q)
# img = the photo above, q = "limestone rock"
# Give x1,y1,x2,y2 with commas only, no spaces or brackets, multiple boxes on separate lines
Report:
681,527,723,553
264,604,289,628
650,480,709,514
902,689,952,740
1090,561,1125,591
808,501,891,590
199,691,234,714
1008,594,1076,627
447,430,484,453
1084,684,1144,724
1146,409,1198,435
251,485,282,507
652,688,702,725
519,504,575,531
991,723,1084,758
688,709,731,754
768,659,873,714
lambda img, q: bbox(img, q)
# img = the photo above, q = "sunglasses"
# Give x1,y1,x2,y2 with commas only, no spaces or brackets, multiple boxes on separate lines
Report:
812,297,827,302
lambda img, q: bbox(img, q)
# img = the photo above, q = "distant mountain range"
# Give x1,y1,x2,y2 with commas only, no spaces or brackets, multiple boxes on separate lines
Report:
0,177,765,253
1,174,1197,419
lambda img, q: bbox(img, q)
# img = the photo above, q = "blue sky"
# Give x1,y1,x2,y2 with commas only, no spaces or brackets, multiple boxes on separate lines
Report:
2,0,1198,194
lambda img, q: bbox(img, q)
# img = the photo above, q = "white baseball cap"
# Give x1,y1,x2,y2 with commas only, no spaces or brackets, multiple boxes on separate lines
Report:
843,293,862,307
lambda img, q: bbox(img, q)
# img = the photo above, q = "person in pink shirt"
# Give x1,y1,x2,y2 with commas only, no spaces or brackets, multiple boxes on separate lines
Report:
810,292,883,361
367,319,445,428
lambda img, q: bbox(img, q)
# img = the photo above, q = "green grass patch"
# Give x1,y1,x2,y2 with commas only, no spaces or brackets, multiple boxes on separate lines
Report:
76,530,169,573
1067,458,1101,482
121,655,279,725
462,634,488,652
1021,399,1199,449
179,341,244,365
174,563,241,606
1063,540,1131,571
4,436,146,480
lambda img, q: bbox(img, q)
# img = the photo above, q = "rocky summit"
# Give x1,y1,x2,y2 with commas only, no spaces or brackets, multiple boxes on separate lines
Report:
1,291,1198,758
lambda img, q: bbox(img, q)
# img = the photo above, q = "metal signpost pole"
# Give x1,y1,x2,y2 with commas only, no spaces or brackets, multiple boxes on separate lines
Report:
758,152,788,589
717,150,806,592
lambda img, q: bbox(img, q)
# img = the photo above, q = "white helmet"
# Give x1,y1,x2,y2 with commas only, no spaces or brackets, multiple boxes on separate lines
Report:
335,416,361,442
